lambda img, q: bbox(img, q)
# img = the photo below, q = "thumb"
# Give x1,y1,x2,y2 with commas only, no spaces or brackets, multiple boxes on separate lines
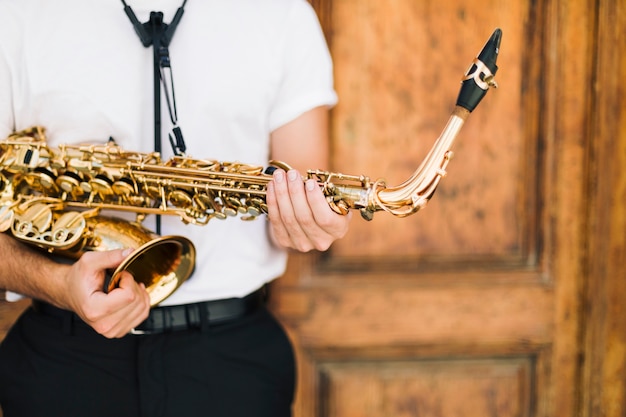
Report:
82,248,133,293
84,248,134,272
115,270,140,290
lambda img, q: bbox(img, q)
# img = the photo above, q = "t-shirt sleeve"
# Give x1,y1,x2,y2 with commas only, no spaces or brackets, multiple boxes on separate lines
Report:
268,0,338,132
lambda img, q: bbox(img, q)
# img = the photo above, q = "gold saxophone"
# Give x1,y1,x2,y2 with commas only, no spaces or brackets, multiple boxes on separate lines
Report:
0,30,501,306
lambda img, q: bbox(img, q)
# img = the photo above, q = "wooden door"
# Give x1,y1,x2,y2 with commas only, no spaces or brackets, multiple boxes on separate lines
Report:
267,0,626,416
2,1,625,416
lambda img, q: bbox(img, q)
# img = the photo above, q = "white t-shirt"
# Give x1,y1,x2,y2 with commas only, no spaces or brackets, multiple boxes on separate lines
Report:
0,0,337,304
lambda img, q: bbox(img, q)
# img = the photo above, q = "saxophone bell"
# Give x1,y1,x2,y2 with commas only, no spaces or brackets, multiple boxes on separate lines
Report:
79,216,195,307
104,234,195,307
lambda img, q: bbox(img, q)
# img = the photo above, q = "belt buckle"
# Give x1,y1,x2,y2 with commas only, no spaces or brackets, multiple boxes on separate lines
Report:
129,328,151,335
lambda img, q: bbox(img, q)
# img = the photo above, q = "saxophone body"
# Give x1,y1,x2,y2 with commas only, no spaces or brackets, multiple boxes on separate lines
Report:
0,29,501,306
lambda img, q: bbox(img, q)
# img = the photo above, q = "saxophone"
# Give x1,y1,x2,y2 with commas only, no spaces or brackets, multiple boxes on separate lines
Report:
0,29,501,306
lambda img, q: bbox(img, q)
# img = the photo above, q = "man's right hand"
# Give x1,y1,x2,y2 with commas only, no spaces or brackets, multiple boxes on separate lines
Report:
62,248,151,338
0,233,150,338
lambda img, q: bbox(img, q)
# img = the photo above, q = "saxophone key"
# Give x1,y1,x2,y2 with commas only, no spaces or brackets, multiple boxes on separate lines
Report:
13,202,53,238
223,207,238,217
224,196,245,214
24,167,59,193
126,195,150,207
245,206,261,218
50,211,86,247
209,211,228,220
16,147,41,169
142,184,162,201
181,206,205,223
194,194,227,220
89,174,115,198
214,194,237,217
247,197,268,215
56,170,85,196
0,205,15,233
168,189,194,208
112,177,137,197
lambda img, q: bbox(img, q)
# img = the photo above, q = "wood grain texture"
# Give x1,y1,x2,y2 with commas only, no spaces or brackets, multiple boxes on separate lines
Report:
328,0,528,261
272,0,615,416
320,359,532,417
1,1,624,416
581,0,626,415
275,284,552,349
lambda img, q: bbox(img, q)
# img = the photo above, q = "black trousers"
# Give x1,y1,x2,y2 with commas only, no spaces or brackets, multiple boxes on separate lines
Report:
0,303,295,417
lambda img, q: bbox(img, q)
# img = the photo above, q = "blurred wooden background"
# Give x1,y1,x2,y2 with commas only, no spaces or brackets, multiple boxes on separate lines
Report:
2,0,625,416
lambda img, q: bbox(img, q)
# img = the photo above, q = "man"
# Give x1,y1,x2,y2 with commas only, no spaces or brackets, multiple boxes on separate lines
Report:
0,0,351,416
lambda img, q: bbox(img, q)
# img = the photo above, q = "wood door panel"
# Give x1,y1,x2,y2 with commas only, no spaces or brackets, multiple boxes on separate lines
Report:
328,0,530,260
274,283,552,350
319,358,533,417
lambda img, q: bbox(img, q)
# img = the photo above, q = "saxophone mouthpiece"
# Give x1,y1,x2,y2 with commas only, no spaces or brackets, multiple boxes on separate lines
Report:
456,27,502,112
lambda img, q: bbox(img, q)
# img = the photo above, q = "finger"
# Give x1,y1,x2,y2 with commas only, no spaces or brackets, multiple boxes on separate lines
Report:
68,249,132,303
81,248,133,272
266,179,290,245
285,171,327,238
280,170,325,250
304,178,352,235
111,276,150,334
271,169,308,244
87,274,150,337
106,291,150,337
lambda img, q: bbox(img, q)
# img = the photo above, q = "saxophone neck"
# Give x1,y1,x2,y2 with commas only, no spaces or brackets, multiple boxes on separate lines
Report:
320,107,468,221
324,29,502,221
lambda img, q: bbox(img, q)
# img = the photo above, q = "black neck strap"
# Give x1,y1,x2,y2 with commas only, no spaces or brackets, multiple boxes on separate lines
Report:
121,0,188,234
120,0,188,157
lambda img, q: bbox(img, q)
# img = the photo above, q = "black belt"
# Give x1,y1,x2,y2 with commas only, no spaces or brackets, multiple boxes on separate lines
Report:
31,287,266,335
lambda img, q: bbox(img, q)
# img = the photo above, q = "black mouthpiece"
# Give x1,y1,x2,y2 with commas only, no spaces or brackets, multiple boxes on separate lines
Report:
456,28,502,112
477,28,501,75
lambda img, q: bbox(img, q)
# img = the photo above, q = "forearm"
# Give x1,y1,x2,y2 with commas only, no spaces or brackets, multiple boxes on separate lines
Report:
0,233,70,305
266,106,351,252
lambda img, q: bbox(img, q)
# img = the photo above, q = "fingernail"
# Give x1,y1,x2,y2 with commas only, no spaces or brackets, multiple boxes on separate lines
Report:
306,179,316,191
287,170,298,182
274,170,285,183
122,248,133,257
